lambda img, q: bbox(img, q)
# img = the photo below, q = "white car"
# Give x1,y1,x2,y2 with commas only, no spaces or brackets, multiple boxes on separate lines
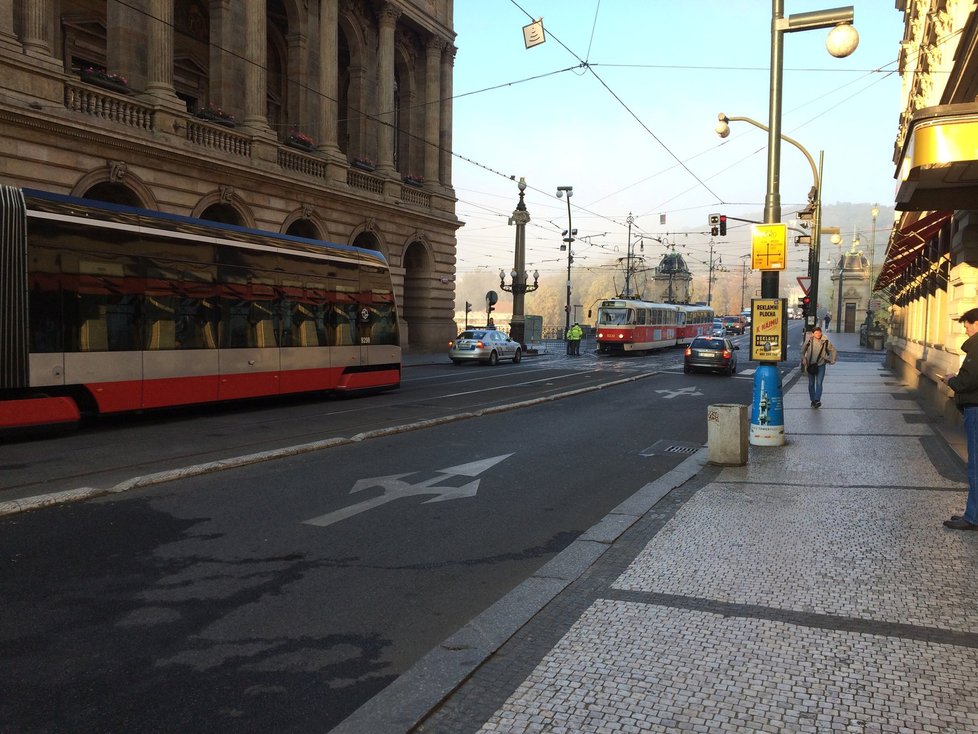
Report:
449,328,522,365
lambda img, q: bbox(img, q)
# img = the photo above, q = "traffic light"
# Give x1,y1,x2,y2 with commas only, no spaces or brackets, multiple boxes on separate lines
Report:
799,296,811,319
719,214,727,236
709,213,720,237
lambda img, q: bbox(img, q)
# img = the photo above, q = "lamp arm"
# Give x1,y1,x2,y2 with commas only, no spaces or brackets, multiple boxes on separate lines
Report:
722,114,819,192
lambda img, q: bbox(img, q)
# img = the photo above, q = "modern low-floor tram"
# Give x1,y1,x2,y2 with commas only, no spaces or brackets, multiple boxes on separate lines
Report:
0,186,401,433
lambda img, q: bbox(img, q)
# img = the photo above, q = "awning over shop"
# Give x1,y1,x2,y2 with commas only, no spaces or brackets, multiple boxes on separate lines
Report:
895,102,978,211
876,209,951,289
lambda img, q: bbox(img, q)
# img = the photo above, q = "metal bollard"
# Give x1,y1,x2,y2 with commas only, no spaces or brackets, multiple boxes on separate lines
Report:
707,403,748,466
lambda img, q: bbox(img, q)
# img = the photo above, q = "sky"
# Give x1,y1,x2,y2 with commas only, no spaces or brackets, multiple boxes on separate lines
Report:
449,1,906,298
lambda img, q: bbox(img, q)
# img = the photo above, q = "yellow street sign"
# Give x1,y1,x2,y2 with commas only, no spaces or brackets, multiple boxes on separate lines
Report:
751,223,787,271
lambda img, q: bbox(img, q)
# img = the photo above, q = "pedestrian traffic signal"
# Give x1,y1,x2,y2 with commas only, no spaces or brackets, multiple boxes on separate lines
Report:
799,296,811,318
719,215,727,236
709,213,720,237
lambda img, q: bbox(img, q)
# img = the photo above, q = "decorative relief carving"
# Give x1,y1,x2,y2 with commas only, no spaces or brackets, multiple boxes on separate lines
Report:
108,160,127,182
220,185,234,203
378,3,401,26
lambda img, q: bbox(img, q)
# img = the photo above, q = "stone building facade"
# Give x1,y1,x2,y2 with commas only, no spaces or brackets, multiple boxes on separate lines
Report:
879,0,978,421
0,0,459,351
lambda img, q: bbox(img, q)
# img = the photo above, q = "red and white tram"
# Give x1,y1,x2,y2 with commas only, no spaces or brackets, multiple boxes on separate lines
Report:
0,186,401,433
675,304,715,345
594,299,714,354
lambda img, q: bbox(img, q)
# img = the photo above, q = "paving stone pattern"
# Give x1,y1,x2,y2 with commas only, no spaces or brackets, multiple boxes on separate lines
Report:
478,601,978,733
414,359,978,734
614,483,978,632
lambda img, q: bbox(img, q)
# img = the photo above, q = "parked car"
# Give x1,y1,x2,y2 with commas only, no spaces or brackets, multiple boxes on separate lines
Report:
723,315,746,335
449,328,522,365
684,336,739,375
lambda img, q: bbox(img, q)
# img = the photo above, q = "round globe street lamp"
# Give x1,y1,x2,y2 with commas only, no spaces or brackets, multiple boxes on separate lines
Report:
499,177,539,348
749,1,857,448
556,185,574,337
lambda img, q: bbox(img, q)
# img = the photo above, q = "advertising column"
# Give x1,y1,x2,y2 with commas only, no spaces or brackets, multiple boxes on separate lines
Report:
749,298,787,445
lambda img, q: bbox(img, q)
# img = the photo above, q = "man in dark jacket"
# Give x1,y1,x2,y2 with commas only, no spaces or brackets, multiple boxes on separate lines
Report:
942,307,978,529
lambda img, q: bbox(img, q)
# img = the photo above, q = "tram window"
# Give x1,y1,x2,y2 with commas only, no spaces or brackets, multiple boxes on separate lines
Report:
63,259,140,352
360,265,399,345
28,268,63,353
331,261,360,346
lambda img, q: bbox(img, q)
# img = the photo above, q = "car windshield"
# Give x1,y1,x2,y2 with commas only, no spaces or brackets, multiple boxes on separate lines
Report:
692,338,726,349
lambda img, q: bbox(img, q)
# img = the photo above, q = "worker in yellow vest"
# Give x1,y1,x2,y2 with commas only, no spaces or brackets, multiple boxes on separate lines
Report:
566,322,583,355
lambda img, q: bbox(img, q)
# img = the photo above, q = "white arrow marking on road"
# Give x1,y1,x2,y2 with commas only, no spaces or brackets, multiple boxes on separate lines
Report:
303,453,513,528
655,386,703,399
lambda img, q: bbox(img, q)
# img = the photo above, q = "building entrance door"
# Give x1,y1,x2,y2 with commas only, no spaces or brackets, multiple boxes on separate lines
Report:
845,302,856,333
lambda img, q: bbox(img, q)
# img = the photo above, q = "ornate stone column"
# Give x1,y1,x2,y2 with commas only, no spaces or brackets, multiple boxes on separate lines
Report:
22,0,51,58
375,3,400,173
209,0,233,111
145,0,181,106
423,36,442,186
317,0,342,157
243,0,269,131
0,0,19,50
439,44,456,188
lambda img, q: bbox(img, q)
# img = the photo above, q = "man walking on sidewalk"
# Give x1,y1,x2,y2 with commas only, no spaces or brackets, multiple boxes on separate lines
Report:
942,307,978,530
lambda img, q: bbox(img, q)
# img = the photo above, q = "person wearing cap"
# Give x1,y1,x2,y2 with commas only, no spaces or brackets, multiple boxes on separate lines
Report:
800,326,836,408
942,307,978,530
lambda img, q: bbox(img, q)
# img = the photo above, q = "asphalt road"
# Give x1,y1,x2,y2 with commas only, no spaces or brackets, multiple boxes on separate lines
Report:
0,330,788,732
0,326,816,732
0,343,698,501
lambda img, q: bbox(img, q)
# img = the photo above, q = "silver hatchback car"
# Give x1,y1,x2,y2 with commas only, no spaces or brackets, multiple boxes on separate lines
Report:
449,328,522,365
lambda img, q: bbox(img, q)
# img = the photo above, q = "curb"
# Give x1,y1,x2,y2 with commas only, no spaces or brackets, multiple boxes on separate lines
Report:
330,449,711,733
0,373,653,518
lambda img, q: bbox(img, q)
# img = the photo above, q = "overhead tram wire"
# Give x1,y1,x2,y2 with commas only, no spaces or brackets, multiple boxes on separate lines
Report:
506,0,723,206
104,0,943,204
102,0,924,273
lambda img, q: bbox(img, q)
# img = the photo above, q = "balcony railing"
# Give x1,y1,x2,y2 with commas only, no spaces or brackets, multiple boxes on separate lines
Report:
185,119,251,158
401,184,431,208
64,83,154,131
347,168,384,195
278,147,328,180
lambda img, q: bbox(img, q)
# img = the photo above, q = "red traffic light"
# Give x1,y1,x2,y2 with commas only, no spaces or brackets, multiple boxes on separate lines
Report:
719,215,727,236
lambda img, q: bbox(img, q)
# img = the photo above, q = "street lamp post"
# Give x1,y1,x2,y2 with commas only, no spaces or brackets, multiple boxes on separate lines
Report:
625,212,634,298
498,177,539,348
556,185,574,337
835,247,847,333
866,203,879,324
752,1,857,446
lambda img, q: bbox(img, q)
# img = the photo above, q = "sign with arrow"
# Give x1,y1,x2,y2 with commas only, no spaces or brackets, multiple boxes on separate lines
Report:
303,454,513,528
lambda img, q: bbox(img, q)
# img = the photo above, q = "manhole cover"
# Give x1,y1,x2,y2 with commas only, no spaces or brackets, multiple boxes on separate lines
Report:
641,439,703,457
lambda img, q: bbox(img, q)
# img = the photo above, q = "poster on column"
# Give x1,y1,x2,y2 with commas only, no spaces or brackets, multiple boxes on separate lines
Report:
750,298,787,362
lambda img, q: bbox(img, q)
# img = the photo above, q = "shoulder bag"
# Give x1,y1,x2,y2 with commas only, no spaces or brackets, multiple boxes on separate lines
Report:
806,341,826,375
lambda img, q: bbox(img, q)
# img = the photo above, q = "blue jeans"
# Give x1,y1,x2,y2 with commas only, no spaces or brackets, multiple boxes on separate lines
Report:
964,407,978,524
807,363,826,402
